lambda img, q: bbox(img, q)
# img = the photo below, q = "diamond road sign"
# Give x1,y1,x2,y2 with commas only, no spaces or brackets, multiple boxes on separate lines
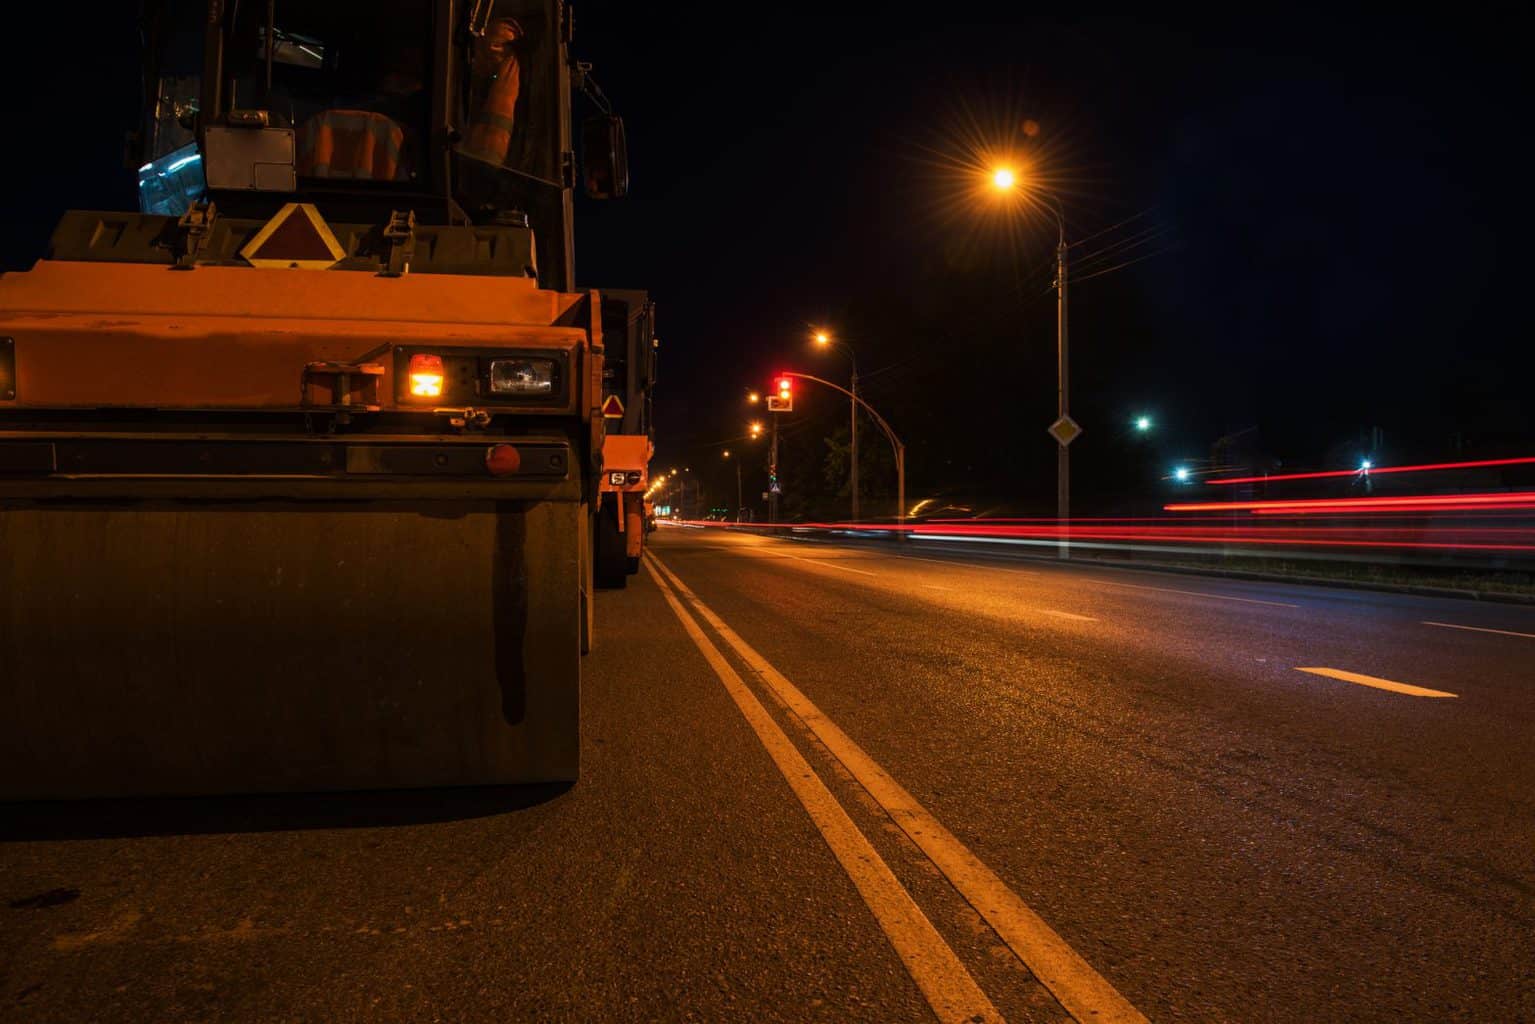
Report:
1048,415,1083,447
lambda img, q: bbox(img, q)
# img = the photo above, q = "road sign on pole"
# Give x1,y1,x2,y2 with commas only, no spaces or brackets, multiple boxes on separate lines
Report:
1048,415,1082,447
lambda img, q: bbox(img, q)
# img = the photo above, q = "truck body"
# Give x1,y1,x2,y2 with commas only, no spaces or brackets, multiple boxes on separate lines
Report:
0,0,633,798
593,290,656,586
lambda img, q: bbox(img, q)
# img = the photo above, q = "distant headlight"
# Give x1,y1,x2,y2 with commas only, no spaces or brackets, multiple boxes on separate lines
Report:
489,358,557,395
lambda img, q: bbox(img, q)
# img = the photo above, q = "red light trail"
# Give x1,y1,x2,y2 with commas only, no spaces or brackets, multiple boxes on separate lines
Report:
1204,456,1535,486
1164,492,1535,514
664,512,1535,554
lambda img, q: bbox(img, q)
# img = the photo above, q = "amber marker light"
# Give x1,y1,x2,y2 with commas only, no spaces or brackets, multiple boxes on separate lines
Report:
408,353,445,398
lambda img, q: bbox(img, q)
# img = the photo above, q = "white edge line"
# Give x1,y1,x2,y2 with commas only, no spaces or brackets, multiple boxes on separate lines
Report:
1083,577,1298,608
791,555,879,577
1294,666,1458,699
648,551,1149,1024
641,557,1002,1022
894,553,1039,575
1423,621,1535,640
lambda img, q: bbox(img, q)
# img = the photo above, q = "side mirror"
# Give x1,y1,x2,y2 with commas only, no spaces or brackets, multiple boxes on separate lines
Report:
581,115,629,199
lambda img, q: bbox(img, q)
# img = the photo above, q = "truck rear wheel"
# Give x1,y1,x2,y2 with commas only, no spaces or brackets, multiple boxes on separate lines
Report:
580,501,594,654
595,496,628,589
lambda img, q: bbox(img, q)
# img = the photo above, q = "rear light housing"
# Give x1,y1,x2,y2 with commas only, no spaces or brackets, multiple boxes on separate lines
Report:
408,353,444,398
395,347,570,408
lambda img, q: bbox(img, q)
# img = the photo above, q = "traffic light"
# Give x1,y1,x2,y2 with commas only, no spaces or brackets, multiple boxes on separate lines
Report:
767,375,793,412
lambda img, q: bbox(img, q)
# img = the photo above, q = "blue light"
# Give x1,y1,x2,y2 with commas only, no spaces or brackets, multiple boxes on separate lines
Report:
1360,459,1372,471
165,153,202,174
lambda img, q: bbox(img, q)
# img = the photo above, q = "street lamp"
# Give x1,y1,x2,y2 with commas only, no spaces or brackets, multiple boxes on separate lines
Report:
992,166,1072,558
1135,416,1152,433
723,449,743,522
778,370,907,537
812,328,860,521
1173,466,1190,483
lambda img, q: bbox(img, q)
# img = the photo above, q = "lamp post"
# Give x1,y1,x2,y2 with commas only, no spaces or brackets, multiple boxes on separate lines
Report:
675,467,692,520
723,449,742,522
769,413,779,524
813,330,859,521
993,168,1072,558
779,371,906,537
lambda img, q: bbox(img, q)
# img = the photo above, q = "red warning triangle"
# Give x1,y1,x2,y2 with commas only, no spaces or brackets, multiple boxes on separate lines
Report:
602,395,625,418
240,203,346,269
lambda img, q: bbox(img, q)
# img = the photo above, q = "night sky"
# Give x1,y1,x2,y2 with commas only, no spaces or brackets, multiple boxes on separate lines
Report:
4,8,1528,516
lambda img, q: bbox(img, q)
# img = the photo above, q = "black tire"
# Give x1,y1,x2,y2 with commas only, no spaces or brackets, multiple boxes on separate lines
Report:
579,503,593,654
595,499,628,589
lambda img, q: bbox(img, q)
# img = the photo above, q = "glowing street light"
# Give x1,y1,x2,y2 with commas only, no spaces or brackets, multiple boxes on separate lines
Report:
811,328,861,520
1174,466,1191,483
989,161,1072,557
1135,416,1152,432
746,390,760,404
749,421,763,438
1360,459,1373,471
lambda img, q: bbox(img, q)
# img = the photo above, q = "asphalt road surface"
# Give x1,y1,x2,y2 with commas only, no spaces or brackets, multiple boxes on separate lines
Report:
4,525,1533,1022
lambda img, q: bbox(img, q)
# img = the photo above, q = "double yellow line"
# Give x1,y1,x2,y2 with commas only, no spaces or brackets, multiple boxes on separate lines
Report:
644,551,1149,1024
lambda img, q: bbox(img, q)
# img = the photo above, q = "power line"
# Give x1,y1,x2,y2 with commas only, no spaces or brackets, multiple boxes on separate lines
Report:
1070,224,1170,273
1069,245,1178,284
1067,207,1156,251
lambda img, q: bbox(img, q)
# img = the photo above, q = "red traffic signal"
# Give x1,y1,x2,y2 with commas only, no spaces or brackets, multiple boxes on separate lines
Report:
767,374,794,412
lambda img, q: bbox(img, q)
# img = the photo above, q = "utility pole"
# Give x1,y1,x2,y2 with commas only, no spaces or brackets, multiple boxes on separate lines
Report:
732,455,743,522
813,332,860,522
990,172,1075,558
850,367,859,521
768,414,780,524
1055,226,1069,559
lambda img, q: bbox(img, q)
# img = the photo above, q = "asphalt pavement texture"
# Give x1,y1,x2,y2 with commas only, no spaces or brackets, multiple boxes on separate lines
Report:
3,524,1532,1022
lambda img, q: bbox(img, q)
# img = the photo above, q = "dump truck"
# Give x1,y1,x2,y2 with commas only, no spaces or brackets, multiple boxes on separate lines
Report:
0,0,634,798
593,290,656,587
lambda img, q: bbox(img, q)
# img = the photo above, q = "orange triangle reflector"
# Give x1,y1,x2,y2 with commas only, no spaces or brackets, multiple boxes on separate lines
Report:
240,203,346,269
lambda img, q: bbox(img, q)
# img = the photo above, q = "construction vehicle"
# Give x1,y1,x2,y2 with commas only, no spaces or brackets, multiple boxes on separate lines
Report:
593,290,655,587
0,0,634,798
